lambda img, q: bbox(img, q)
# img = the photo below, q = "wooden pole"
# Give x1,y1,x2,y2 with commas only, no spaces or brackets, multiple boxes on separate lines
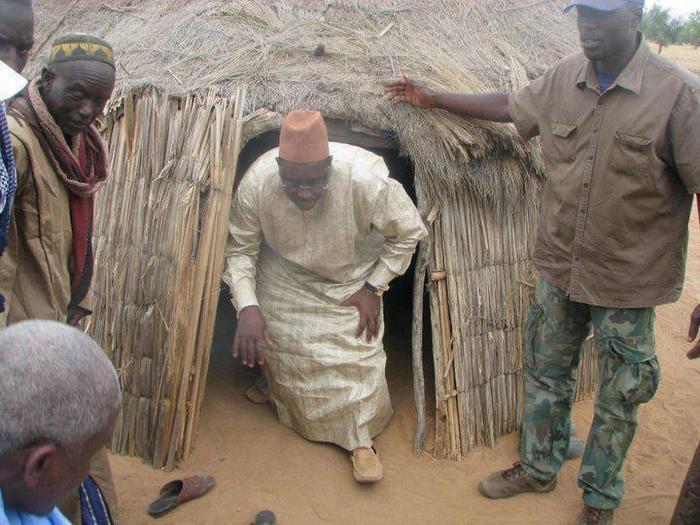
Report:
432,215,461,459
411,237,428,455
411,178,431,456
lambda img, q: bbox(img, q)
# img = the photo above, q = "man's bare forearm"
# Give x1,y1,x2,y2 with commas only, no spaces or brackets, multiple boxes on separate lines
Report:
431,92,512,123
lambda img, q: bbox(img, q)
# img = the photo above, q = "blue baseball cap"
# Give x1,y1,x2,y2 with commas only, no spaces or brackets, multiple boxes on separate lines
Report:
564,0,644,13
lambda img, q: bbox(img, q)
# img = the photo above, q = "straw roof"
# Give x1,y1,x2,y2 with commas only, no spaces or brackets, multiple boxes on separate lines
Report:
31,0,579,205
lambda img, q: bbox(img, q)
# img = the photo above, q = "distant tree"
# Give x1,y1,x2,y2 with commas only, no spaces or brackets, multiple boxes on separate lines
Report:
680,10,700,49
642,4,683,53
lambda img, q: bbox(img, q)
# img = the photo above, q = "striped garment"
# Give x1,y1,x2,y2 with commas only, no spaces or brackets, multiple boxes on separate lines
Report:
79,477,113,525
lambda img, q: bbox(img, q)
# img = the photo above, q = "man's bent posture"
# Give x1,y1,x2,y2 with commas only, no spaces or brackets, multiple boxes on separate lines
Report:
225,110,426,483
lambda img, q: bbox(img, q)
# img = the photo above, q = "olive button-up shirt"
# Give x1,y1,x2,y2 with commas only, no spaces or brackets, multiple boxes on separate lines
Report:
509,39,700,308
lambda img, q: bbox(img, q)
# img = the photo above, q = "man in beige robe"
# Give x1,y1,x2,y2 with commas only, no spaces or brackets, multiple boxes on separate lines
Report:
224,110,426,483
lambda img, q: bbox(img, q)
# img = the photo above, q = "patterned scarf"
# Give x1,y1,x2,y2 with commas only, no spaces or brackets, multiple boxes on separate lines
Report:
10,80,108,306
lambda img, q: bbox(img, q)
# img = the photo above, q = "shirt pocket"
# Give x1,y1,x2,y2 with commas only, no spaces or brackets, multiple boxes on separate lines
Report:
547,121,577,165
609,131,653,180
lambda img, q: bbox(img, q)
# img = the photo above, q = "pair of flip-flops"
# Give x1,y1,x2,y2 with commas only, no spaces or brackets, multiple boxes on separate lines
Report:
147,475,276,524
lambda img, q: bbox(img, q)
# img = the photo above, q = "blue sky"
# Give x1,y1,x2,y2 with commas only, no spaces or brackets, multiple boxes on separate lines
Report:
651,0,698,18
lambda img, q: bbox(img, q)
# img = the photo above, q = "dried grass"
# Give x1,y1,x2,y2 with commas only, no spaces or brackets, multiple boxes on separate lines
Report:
31,0,580,206
90,87,245,466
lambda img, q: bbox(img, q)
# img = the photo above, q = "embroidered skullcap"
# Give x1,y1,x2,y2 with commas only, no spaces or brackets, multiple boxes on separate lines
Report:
48,33,114,68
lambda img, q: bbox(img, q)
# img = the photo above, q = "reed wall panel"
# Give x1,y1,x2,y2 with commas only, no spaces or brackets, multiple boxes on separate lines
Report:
424,157,597,457
89,88,245,468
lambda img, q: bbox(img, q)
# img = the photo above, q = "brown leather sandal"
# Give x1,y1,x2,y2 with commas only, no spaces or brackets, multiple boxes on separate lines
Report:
147,474,215,517
352,446,383,484
245,383,270,405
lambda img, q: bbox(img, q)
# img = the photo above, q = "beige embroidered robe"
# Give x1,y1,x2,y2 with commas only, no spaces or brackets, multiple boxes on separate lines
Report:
224,142,427,450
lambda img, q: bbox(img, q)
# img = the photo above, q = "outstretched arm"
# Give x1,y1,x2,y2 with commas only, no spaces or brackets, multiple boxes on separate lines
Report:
384,75,512,123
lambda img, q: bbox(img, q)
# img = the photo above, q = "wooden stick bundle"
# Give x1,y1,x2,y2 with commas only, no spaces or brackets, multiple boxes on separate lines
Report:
90,87,245,468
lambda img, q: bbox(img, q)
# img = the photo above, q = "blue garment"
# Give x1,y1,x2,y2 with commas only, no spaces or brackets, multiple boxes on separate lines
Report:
595,65,618,93
79,477,112,525
0,490,71,525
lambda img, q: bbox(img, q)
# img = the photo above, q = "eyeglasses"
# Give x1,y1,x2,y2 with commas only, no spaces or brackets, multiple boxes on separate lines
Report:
279,172,331,192
276,156,333,192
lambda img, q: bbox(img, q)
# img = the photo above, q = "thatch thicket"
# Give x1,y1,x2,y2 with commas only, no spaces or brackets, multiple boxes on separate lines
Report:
30,0,596,467
89,89,245,467
30,0,581,205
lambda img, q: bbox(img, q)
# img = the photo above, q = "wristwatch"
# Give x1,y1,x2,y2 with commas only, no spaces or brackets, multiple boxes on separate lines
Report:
364,282,385,297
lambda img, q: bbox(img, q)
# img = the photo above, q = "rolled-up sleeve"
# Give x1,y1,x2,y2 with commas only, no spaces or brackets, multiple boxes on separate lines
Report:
223,176,262,311
669,83,700,193
509,73,550,142
367,179,427,290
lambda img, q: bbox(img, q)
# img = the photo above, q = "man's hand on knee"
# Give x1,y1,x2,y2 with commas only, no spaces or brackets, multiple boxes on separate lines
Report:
342,287,381,342
233,306,273,367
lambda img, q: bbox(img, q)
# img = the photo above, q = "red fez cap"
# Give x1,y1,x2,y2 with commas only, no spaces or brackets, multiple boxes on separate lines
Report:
278,110,329,163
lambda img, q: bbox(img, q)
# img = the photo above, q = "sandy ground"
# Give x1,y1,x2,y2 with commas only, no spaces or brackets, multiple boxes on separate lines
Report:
107,216,700,525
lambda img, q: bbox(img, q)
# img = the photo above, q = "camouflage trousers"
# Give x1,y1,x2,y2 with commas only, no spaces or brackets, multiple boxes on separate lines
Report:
520,279,660,510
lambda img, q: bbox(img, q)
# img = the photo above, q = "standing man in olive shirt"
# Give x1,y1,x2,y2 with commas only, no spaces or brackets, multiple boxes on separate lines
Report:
386,0,699,523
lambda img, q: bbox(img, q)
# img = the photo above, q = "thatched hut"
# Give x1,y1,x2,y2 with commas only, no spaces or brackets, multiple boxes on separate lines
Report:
30,0,596,469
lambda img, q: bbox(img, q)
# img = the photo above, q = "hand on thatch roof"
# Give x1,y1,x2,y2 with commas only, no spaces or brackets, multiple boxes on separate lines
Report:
384,75,435,109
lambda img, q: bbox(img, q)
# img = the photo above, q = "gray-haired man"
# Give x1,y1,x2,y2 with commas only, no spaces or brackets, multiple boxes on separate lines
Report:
0,320,121,524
